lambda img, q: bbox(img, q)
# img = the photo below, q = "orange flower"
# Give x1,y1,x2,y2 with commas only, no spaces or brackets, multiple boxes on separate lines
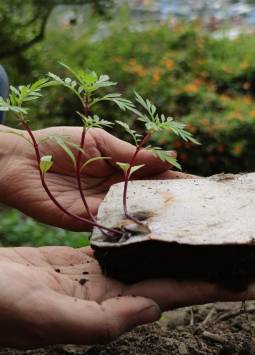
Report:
163,58,174,70
202,118,209,126
250,110,255,118
232,143,244,155
132,64,147,77
152,68,163,82
183,79,202,94
125,59,147,77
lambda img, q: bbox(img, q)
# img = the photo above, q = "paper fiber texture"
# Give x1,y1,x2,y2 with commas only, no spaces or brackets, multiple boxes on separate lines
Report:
91,173,255,247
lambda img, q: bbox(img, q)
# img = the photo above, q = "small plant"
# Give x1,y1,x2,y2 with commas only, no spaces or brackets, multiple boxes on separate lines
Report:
0,63,198,239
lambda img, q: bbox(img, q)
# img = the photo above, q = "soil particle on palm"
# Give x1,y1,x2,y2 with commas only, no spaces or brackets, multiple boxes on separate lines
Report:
79,278,88,285
2,302,255,355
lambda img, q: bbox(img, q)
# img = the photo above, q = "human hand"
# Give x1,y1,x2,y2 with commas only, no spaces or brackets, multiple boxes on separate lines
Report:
0,246,160,348
0,246,252,348
0,126,194,231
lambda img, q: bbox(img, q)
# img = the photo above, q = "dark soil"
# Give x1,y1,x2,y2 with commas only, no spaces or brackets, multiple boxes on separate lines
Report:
93,241,255,290
2,302,255,354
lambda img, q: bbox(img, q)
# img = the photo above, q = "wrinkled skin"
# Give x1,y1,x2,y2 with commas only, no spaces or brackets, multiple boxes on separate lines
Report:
0,126,252,348
0,246,251,348
0,126,193,231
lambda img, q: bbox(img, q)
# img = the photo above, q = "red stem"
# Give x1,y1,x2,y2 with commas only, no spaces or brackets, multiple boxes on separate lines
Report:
76,97,96,221
76,127,95,220
123,132,151,223
75,98,120,237
20,118,121,235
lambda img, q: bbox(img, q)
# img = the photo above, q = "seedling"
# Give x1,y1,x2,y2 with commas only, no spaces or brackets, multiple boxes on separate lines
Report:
0,64,198,239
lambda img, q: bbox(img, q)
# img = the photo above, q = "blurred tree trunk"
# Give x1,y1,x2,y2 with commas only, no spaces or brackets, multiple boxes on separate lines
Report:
0,0,114,59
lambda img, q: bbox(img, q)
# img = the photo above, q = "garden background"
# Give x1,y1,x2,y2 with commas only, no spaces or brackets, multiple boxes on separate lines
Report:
1,0,255,247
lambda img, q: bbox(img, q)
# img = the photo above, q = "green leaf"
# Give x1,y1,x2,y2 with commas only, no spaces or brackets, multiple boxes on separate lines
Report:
66,142,86,155
40,155,53,174
115,120,141,145
59,62,116,94
116,162,130,174
133,92,199,145
129,164,145,176
134,91,149,111
148,147,182,170
77,112,114,129
0,97,28,114
91,93,135,112
80,156,111,172
48,72,64,84
10,86,19,95
116,162,145,176
54,137,76,166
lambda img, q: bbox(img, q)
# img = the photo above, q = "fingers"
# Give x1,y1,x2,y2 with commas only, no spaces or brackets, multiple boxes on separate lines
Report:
95,129,177,177
123,279,249,311
37,293,161,346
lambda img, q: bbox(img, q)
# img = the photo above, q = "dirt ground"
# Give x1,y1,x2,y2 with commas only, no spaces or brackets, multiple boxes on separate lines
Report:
2,301,255,355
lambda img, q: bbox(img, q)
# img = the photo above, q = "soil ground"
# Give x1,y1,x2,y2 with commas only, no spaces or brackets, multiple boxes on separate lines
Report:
2,301,255,354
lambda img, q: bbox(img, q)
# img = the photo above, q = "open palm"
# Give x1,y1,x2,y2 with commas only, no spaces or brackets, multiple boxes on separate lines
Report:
0,245,251,348
2,126,192,231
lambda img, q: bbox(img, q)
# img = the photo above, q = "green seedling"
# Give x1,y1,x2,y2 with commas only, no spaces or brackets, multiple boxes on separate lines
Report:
0,63,198,239
115,91,199,225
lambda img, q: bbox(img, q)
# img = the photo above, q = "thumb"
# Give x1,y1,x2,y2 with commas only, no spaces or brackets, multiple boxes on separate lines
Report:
39,293,161,346
98,129,177,177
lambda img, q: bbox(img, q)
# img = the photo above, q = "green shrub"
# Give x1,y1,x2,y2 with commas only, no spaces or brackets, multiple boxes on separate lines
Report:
3,20,255,175
0,209,89,248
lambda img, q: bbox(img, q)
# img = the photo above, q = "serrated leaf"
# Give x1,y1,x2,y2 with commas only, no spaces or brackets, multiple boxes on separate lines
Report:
30,78,50,90
134,91,148,111
40,155,53,174
84,114,114,129
149,148,182,170
116,120,141,145
98,74,110,82
65,78,72,84
10,86,19,95
48,72,63,84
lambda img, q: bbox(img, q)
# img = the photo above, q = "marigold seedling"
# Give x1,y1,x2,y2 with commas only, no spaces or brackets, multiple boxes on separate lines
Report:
0,63,198,240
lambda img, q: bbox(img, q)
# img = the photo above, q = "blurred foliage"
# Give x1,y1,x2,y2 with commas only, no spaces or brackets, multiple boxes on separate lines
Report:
3,8,255,176
0,209,90,247
2,5,255,247
0,0,113,58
